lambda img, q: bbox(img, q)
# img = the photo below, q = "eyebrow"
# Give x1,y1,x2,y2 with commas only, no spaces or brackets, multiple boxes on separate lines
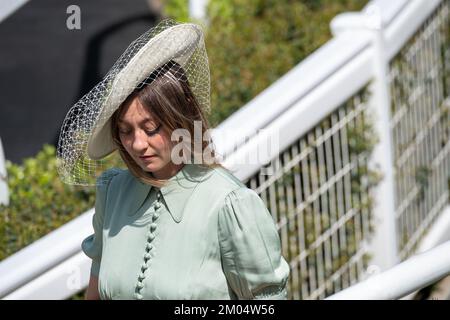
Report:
118,118,155,125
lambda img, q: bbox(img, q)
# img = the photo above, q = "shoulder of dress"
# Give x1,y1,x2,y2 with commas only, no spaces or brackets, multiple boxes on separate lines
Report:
101,167,126,178
193,166,247,200
96,167,129,189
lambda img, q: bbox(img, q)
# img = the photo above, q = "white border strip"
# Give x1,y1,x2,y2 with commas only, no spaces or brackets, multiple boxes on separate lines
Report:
0,0,30,23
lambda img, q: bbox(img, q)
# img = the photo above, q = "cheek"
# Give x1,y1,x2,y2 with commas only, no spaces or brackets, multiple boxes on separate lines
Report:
155,133,173,154
118,132,173,156
119,136,132,152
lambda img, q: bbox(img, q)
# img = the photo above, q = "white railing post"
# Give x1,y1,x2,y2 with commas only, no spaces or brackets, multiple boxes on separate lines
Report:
365,4,399,272
0,136,9,206
331,3,399,273
189,0,208,22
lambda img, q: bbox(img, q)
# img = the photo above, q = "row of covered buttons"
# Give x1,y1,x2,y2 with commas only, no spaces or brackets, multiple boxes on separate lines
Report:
134,190,162,300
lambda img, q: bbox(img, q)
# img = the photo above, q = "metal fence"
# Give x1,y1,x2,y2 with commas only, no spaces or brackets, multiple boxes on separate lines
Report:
389,2,449,260
230,0,450,300
244,89,376,299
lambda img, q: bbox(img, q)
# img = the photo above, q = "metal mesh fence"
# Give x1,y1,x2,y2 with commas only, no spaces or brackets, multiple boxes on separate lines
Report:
389,1,450,260
244,87,379,299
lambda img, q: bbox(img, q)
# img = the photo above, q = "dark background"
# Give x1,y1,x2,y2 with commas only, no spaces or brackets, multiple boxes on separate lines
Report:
0,0,161,163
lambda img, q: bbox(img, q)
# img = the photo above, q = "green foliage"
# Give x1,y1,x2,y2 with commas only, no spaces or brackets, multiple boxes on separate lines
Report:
0,145,97,260
415,165,432,201
163,0,368,127
162,0,190,22
206,0,368,126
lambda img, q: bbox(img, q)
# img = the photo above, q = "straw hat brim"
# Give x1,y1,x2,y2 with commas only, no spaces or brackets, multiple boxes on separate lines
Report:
86,23,202,160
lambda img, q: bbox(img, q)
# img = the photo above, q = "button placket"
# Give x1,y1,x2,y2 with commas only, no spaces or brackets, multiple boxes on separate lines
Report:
134,191,162,300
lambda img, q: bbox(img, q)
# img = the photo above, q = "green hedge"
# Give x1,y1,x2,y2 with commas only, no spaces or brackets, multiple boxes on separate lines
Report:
165,0,368,126
0,145,95,260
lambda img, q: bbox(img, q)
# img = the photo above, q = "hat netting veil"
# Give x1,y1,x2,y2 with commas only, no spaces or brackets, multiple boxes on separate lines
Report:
56,18,210,186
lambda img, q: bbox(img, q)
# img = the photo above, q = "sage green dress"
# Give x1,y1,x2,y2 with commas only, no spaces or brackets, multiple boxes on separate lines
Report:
81,164,290,300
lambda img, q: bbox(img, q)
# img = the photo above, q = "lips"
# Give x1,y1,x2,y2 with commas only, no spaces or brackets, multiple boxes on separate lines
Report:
139,155,156,159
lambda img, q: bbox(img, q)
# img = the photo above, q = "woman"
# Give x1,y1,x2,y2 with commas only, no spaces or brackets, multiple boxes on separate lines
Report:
57,19,290,300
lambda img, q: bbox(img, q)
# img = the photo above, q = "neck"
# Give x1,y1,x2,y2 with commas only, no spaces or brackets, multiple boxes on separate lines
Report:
151,163,185,180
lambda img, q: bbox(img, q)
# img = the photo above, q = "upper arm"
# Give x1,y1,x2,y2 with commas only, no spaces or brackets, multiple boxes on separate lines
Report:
85,275,100,300
81,169,122,278
218,187,290,300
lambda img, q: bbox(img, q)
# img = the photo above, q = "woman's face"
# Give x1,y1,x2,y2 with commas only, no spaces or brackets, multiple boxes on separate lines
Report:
118,96,182,179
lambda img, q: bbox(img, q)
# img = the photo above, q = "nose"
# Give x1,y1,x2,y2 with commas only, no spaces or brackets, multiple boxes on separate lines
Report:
131,129,149,153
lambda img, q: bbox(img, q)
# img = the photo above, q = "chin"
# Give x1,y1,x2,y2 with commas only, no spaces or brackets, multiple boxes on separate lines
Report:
141,162,166,173
141,164,158,172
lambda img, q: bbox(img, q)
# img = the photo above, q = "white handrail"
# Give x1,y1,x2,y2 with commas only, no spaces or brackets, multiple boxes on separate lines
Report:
2,252,91,300
215,0,443,176
212,32,372,163
0,210,94,297
326,240,450,300
189,0,208,21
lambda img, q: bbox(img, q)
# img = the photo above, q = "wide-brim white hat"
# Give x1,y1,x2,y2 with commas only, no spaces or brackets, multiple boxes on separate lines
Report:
87,23,202,160
56,19,210,186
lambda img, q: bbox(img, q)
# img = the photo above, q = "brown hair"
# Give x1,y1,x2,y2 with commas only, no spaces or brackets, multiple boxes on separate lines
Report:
110,60,224,187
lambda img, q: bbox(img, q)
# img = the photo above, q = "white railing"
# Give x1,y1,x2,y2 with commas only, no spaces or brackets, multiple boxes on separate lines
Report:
220,0,449,299
325,239,450,300
188,0,208,21
0,0,448,299
0,211,94,299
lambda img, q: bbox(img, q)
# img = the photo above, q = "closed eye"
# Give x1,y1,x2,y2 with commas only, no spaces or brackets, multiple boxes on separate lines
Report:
119,124,162,136
145,124,162,136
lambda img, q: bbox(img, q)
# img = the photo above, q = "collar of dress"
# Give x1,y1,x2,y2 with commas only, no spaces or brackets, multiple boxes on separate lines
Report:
131,164,213,223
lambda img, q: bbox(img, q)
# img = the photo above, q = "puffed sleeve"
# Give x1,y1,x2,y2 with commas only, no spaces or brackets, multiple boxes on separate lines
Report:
81,168,121,277
218,187,290,300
